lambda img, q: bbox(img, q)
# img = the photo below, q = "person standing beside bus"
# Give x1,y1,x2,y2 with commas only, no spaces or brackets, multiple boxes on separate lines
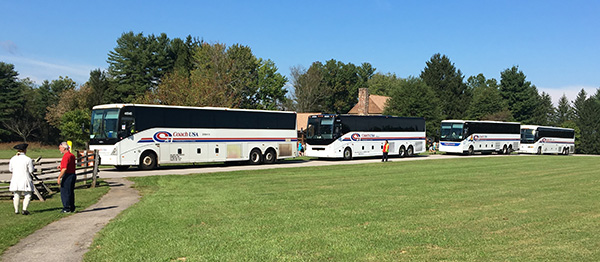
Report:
382,140,390,162
9,143,34,215
58,142,76,213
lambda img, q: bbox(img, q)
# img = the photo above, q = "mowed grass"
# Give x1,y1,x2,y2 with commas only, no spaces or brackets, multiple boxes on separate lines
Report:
85,156,600,261
0,181,110,254
0,142,63,159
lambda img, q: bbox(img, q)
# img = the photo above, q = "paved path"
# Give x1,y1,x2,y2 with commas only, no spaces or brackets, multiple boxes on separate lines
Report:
1,178,139,262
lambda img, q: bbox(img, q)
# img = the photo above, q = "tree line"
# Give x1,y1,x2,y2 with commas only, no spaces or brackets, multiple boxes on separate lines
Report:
1,32,599,153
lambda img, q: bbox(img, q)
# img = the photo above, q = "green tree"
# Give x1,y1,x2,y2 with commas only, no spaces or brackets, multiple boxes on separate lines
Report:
108,32,174,102
255,59,288,110
466,74,512,121
60,109,91,149
531,91,555,126
319,60,374,114
290,64,326,113
499,66,539,124
0,62,25,141
554,94,574,126
420,53,470,119
383,77,442,139
573,90,600,154
86,69,118,106
367,73,400,97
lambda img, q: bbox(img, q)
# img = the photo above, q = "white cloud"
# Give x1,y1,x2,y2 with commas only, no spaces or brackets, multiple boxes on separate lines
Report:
0,54,101,85
537,85,599,106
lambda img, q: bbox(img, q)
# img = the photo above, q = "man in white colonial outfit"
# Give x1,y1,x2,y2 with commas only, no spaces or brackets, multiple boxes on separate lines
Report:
8,143,34,215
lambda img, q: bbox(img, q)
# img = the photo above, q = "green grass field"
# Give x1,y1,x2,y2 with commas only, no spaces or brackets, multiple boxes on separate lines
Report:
0,142,64,159
0,181,110,254
83,156,600,261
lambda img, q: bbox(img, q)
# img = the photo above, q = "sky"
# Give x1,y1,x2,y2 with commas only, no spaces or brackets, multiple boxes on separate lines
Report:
1,0,599,105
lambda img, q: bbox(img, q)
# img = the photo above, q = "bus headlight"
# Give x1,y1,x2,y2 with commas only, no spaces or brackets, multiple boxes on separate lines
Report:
111,148,118,155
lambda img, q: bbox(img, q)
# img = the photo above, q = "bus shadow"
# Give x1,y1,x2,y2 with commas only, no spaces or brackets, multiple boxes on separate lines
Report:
105,158,314,172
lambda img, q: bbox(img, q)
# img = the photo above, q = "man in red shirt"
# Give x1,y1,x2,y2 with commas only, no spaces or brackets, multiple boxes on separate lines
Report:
58,142,76,213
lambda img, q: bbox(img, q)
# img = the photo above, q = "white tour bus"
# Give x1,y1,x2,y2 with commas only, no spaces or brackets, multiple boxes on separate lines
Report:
519,125,575,155
89,104,298,170
439,120,521,155
304,114,426,159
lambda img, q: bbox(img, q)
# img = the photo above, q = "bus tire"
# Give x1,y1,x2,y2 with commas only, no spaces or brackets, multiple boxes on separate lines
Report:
407,146,414,156
468,146,474,155
537,147,542,155
563,147,569,155
139,151,157,170
115,165,130,171
249,148,263,165
263,148,277,164
399,146,406,158
343,147,352,160
502,145,508,155
508,145,513,154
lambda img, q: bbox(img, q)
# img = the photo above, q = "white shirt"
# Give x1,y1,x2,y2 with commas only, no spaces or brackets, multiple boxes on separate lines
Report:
8,153,34,192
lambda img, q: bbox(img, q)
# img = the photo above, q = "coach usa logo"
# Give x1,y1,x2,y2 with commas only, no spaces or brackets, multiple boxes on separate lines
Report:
351,133,361,141
153,131,173,142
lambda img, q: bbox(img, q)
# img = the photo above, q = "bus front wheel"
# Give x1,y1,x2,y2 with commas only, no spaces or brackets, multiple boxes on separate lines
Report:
468,146,474,155
343,147,352,160
249,149,263,165
139,151,157,170
537,147,542,155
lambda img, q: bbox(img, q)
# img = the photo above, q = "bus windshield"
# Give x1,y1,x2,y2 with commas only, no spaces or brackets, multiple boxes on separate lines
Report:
306,117,334,140
521,129,536,144
90,109,120,140
441,122,464,142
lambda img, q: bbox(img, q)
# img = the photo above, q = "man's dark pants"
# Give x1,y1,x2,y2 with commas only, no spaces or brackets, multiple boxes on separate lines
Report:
60,173,76,212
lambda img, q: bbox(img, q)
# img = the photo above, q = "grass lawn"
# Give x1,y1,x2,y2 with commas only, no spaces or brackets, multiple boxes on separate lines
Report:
0,142,64,159
0,181,110,254
85,156,599,261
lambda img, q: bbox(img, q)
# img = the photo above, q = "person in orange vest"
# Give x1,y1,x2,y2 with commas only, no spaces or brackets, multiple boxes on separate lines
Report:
382,140,390,162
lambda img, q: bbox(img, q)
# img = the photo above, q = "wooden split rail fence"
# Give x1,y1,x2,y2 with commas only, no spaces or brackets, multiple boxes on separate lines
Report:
0,150,99,201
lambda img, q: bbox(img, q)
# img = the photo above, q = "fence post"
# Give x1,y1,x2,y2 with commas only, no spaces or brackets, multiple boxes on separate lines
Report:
83,150,88,185
91,150,99,188
37,160,53,194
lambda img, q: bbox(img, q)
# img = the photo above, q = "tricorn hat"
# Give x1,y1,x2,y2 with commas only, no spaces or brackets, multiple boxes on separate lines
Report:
13,143,28,151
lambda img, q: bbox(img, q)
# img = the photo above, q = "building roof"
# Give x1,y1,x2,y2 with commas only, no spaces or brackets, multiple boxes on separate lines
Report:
347,95,390,115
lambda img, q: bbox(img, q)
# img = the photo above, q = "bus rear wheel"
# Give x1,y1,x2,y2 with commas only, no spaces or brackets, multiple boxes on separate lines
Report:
502,145,508,154
263,148,277,164
249,149,263,165
407,146,414,156
139,151,157,170
563,147,569,155
343,147,352,160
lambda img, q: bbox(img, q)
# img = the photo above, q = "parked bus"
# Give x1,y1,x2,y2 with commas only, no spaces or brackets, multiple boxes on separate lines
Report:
519,125,575,155
89,104,298,170
304,114,426,159
439,120,520,155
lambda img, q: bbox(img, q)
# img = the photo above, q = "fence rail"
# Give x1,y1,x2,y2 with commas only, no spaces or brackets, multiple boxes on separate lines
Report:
0,150,99,201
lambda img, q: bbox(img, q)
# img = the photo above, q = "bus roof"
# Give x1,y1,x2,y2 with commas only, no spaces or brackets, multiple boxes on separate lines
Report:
521,125,574,131
309,114,424,120
91,103,296,114
442,119,520,125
